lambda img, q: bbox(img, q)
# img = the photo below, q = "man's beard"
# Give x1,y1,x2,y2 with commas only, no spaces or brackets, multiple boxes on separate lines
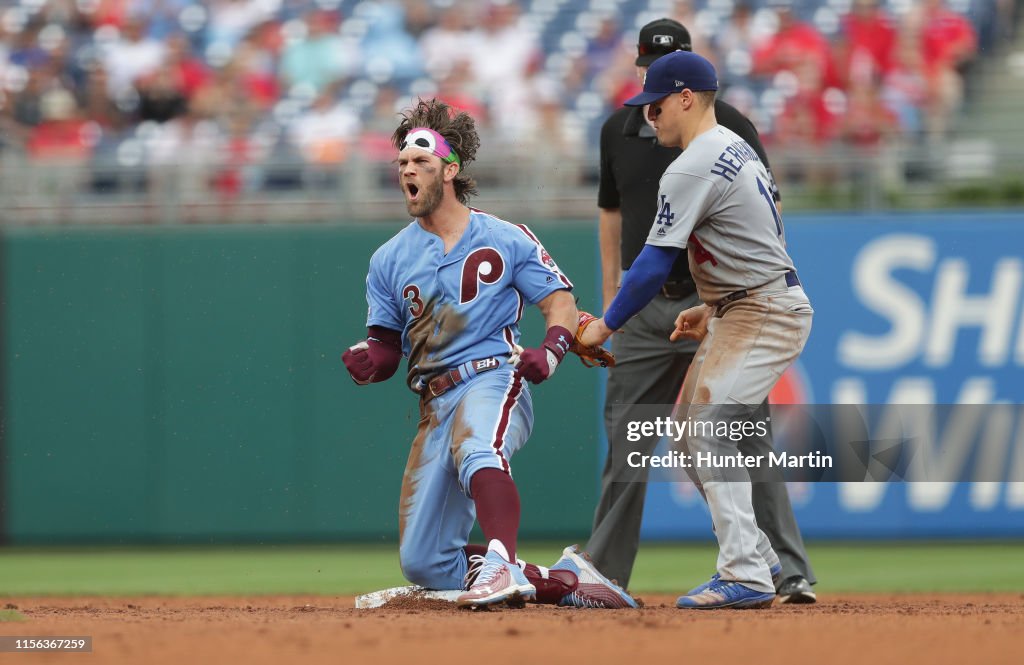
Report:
406,171,445,218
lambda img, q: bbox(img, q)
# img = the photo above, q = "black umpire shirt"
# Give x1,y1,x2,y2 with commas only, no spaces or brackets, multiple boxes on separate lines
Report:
598,100,779,283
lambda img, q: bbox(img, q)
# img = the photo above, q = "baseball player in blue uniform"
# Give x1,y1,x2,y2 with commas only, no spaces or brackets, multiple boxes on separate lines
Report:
342,98,637,609
579,53,813,609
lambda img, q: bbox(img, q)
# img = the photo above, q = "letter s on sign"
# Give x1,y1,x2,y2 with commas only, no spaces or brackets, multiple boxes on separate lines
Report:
461,247,505,303
838,234,934,369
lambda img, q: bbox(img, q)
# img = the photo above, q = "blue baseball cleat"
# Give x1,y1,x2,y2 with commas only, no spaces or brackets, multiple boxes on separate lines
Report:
685,562,782,596
551,545,639,609
676,578,775,610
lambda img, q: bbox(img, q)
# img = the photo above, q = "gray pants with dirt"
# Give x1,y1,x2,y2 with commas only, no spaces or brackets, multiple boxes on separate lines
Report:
585,291,816,590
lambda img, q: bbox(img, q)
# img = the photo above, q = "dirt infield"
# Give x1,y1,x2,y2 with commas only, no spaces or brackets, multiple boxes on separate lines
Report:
3,594,1022,664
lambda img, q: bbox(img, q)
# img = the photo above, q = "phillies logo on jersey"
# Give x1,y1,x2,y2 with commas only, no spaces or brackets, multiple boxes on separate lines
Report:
460,247,505,303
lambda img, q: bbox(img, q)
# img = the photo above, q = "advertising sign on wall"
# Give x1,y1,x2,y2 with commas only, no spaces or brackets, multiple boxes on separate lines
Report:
641,213,1024,539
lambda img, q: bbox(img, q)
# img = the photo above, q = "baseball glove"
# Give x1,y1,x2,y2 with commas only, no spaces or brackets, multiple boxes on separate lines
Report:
572,311,616,368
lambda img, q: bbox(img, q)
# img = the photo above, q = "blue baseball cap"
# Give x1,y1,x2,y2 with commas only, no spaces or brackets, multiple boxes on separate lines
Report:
624,50,719,107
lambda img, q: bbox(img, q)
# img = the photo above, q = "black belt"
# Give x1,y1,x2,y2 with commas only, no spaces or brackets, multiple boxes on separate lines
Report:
717,271,801,308
422,356,503,398
660,278,695,300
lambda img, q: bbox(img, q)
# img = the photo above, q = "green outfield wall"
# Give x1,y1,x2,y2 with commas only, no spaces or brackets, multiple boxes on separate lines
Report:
0,223,602,544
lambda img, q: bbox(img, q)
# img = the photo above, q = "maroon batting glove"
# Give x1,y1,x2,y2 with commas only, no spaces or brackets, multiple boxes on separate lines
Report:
342,326,402,385
515,325,573,384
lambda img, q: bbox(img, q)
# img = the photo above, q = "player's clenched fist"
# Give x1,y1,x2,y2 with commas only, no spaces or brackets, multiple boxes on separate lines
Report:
342,326,403,385
511,325,573,384
670,304,712,342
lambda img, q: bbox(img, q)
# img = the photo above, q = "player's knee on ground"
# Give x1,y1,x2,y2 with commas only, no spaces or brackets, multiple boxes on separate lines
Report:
399,549,466,590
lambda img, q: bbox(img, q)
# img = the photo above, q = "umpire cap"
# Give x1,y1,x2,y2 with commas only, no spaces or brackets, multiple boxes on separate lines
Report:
624,50,718,107
636,18,692,67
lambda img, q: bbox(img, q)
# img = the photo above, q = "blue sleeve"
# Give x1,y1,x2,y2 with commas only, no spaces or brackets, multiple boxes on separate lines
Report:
604,244,681,330
365,250,404,331
511,224,574,304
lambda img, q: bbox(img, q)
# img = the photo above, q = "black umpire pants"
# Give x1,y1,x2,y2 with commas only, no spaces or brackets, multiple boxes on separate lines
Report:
584,293,816,589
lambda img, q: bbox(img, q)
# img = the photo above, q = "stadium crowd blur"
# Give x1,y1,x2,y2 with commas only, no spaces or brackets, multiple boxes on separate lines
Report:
0,0,1017,202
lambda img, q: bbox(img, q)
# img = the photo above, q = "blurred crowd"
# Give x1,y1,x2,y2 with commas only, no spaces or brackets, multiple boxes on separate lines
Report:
0,0,1017,200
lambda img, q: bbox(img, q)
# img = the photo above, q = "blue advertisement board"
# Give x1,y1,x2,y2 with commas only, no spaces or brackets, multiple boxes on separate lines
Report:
639,212,1024,539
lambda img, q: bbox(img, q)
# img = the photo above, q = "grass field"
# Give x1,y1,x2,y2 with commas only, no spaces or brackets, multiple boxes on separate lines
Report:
1,541,1022,596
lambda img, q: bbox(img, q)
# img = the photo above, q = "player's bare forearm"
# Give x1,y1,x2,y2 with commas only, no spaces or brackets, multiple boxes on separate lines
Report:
598,208,622,310
535,289,578,334
511,289,578,384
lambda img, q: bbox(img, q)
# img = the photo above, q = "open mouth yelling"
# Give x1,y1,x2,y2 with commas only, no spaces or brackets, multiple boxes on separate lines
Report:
406,183,420,202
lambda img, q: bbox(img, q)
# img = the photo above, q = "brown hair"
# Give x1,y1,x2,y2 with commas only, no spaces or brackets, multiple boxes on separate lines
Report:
392,98,480,205
695,90,717,109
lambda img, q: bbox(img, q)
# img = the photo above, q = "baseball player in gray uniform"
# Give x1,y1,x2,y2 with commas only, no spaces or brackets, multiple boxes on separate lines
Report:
579,50,813,609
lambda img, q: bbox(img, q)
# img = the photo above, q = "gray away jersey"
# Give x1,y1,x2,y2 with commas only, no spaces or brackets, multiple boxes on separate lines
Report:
646,125,796,304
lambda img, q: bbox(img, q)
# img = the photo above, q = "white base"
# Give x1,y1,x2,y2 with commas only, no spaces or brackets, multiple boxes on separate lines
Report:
354,585,463,609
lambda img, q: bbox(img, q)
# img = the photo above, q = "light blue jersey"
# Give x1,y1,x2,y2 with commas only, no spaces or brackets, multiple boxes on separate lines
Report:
365,209,572,389
360,208,572,590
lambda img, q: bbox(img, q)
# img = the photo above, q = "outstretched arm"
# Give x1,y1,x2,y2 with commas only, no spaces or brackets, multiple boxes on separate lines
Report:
580,243,681,346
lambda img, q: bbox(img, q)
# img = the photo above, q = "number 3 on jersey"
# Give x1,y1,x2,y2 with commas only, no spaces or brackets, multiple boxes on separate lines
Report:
403,284,424,318
757,177,783,236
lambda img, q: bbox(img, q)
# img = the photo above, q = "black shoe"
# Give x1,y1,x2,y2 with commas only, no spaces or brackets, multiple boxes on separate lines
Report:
776,576,817,604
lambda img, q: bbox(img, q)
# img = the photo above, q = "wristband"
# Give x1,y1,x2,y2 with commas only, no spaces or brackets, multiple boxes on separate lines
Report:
542,325,574,363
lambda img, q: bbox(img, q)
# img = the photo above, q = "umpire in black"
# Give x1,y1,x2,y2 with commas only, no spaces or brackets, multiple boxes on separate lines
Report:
585,18,817,603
